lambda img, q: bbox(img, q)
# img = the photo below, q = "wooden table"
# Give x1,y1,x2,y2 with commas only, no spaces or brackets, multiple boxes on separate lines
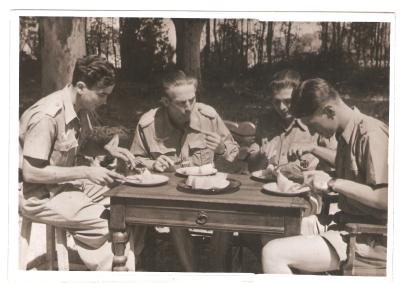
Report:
104,172,311,271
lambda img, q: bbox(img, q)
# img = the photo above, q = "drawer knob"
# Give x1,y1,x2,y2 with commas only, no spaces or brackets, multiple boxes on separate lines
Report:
196,211,208,225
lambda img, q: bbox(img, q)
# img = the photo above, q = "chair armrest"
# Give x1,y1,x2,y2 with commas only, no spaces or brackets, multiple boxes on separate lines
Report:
343,223,387,235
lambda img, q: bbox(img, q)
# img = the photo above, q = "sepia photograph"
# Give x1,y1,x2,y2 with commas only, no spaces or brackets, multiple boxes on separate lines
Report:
13,10,394,282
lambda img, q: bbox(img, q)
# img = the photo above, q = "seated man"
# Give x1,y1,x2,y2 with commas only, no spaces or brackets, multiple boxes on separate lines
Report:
249,69,337,235
130,70,239,271
262,78,388,274
19,55,144,271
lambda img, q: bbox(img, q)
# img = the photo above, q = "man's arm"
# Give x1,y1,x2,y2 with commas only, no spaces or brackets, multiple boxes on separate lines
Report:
23,157,124,185
289,143,336,167
214,114,239,162
332,179,387,210
22,116,124,186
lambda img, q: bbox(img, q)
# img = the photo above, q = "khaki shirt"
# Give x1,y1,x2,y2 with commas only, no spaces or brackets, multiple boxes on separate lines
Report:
254,112,337,173
335,108,388,221
130,103,239,166
19,85,92,198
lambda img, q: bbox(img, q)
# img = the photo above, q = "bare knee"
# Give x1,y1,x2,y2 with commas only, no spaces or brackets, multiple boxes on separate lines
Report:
262,239,286,263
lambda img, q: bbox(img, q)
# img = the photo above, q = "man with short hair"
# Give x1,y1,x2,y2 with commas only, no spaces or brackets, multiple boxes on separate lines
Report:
130,70,239,271
261,78,388,274
19,55,143,271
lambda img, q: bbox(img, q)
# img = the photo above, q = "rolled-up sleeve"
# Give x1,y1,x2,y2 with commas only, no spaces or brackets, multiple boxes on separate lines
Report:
361,131,388,187
23,116,57,162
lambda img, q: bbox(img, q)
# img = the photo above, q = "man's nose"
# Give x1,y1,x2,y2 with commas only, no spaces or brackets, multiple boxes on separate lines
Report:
184,100,191,110
279,102,287,111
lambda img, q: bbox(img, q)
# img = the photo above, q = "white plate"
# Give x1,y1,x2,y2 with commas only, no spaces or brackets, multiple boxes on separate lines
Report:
262,182,310,196
176,167,218,176
251,170,275,181
124,174,169,186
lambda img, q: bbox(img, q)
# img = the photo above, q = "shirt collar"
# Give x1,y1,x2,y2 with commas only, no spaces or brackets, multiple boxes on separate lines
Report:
340,107,361,144
188,104,202,132
284,118,307,132
62,84,78,125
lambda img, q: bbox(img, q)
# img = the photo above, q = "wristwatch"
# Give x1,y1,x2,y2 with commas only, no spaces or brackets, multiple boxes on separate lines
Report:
327,178,337,193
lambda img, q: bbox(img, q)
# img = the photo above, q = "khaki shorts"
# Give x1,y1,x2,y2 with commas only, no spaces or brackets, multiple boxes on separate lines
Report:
321,229,387,269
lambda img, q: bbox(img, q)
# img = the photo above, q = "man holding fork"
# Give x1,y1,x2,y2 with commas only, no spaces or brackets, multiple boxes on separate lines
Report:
130,70,239,271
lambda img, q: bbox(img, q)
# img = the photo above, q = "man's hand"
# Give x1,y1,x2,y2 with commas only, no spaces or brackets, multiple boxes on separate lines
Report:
153,155,175,172
104,134,137,169
260,139,278,164
247,142,260,158
204,132,225,155
84,166,126,186
288,143,315,159
303,170,332,193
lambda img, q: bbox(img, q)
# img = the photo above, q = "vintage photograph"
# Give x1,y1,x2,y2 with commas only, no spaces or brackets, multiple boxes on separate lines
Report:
18,16,390,276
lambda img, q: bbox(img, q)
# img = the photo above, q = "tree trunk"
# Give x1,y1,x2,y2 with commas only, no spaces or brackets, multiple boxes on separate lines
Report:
40,17,86,95
375,23,381,68
258,22,266,64
347,23,353,54
172,18,206,82
285,22,292,59
204,19,211,72
119,18,140,80
266,22,274,64
97,18,102,55
245,19,249,68
320,22,329,55
240,19,244,71
111,18,117,67
331,23,337,52
213,19,221,65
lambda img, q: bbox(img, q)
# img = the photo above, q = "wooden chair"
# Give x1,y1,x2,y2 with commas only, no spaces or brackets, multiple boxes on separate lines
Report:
341,222,387,276
320,193,387,276
19,215,86,271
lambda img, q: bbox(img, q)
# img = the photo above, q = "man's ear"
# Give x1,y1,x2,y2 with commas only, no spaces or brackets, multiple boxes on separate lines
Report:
323,105,336,119
76,81,87,95
160,96,169,107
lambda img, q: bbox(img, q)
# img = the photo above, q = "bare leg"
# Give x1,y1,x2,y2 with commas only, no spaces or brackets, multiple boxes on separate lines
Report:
261,235,340,274
170,228,196,271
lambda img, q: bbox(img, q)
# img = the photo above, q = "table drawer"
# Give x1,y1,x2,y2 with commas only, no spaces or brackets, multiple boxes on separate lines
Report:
125,204,287,235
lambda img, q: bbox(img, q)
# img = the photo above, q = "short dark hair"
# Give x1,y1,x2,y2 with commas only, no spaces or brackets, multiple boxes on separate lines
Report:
72,55,116,89
291,78,340,117
268,69,301,95
162,70,198,96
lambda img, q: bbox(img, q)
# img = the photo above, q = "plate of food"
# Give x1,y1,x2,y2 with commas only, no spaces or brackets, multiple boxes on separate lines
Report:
177,173,240,195
175,163,217,176
251,164,276,182
124,168,169,186
262,171,310,196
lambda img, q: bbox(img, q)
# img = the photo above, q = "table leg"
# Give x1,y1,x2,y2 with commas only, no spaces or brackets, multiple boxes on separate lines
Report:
109,200,128,271
284,209,302,236
112,230,129,271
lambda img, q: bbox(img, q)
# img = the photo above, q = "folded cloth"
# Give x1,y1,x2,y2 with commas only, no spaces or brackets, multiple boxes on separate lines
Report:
303,191,323,217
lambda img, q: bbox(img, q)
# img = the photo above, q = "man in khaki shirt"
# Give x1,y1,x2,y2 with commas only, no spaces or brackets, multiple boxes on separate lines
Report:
131,70,239,271
19,56,142,271
262,78,388,274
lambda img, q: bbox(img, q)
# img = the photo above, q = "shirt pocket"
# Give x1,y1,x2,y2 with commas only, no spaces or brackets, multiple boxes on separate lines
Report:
188,138,214,166
51,135,79,166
